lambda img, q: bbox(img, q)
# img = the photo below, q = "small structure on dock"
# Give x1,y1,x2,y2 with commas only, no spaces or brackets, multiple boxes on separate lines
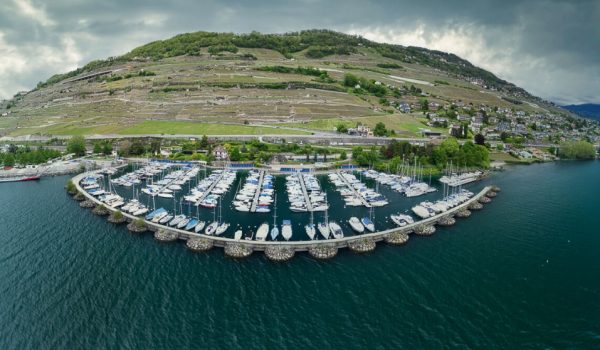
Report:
414,225,436,236
264,246,295,262
348,238,376,253
154,229,178,242
384,231,409,245
308,245,338,259
80,200,95,208
186,237,214,252
224,243,253,258
438,216,456,226
456,209,472,218
92,204,110,216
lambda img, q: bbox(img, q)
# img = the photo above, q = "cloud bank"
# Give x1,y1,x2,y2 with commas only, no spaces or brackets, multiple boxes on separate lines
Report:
1,0,598,104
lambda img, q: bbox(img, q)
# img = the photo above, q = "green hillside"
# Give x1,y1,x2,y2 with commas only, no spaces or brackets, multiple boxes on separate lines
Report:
0,29,569,138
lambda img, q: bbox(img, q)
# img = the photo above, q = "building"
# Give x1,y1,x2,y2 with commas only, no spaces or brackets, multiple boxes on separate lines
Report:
212,145,229,160
347,125,373,137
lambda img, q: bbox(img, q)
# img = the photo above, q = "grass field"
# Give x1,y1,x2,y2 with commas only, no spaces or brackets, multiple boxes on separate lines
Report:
281,113,446,136
117,121,311,135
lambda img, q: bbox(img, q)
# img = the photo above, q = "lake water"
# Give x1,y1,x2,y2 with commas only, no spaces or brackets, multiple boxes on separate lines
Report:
0,161,599,349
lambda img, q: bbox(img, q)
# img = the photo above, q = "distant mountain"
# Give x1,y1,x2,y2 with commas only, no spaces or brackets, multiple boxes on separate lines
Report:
563,104,600,120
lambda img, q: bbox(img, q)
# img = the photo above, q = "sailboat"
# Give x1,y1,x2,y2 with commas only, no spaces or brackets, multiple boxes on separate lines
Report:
305,210,316,240
215,197,229,235
317,196,330,239
270,195,279,240
361,206,375,232
205,202,218,235
349,217,365,233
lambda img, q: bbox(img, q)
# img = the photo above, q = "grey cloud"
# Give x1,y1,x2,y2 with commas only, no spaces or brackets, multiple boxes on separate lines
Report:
0,0,598,104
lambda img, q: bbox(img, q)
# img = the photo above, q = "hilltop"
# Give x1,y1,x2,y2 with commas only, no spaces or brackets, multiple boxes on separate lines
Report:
0,29,577,138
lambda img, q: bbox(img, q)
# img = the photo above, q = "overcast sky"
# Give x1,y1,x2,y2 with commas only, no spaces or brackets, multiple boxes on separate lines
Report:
1,0,598,105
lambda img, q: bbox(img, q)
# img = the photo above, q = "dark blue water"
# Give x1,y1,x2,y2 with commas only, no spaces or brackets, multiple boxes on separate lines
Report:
1,161,599,349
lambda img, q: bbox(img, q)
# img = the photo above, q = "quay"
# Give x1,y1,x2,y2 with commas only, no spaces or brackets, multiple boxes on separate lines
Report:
72,170,498,261
250,170,265,212
296,173,314,212
336,171,371,208
195,169,225,205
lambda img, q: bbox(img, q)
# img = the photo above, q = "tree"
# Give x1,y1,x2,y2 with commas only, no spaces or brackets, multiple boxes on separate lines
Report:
199,135,209,149
67,136,86,156
336,123,348,133
559,140,596,159
93,142,102,154
420,98,429,111
230,146,241,161
339,150,347,160
102,142,113,156
474,134,485,145
302,145,312,162
373,122,387,137
343,73,359,88
3,153,15,167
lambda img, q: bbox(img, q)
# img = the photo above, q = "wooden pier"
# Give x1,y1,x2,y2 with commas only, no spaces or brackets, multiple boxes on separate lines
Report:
296,173,314,212
250,170,265,212
194,170,225,206
336,171,371,208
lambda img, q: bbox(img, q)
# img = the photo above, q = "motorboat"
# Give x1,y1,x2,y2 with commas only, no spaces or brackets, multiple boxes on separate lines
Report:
281,220,292,241
329,221,344,239
349,217,365,233
205,222,218,235
255,223,269,241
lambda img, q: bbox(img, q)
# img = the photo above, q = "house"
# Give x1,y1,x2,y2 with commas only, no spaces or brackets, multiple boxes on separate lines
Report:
457,114,471,122
397,102,411,113
421,129,443,138
347,125,373,137
212,145,229,160
518,151,533,159
428,102,440,111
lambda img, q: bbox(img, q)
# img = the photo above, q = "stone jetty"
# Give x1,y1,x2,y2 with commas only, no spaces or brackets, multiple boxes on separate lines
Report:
107,211,127,224
308,245,338,259
224,243,253,258
491,186,501,192
456,209,472,218
348,238,376,253
469,201,484,210
384,231,409,245
92,205,110,216
73,192,86,201
186,237,214,252
154,229,178,242
479,196,492,204
80,200,95,208
486,191,497,198
264,246,295,262
414,225,436,236
127,220,148,233
438,216,456,226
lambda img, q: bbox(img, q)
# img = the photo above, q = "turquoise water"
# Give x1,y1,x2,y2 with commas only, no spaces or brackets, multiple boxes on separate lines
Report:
1,161,599,349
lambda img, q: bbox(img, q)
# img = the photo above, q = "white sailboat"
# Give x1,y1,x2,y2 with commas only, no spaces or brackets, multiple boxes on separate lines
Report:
305,210,316,240
255,223,269,241
349,217,365,233
270,195,279,240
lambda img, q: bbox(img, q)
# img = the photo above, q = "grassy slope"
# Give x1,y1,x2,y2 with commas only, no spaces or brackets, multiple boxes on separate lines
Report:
3,35,560,137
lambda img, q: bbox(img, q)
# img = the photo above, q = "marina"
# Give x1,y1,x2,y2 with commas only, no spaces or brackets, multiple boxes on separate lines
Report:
71,163,498,260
